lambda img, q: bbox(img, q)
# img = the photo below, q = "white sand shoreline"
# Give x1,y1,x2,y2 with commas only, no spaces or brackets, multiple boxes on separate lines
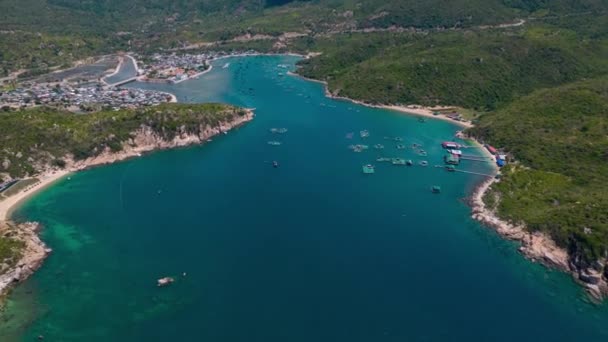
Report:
0,170,71,222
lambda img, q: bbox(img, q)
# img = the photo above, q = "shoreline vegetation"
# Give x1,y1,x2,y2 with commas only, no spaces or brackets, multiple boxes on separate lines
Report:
0,103,254,302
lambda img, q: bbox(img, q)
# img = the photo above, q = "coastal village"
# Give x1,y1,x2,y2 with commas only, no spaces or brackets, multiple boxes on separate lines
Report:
0,83,174,111
0,51,257,111
136,53,211,84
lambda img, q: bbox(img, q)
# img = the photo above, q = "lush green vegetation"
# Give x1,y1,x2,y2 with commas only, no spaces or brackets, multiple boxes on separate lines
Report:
0,103,248,178
1,0,606,76
294,25,608,110
0,31,118,78
470,76,608,264
1,0,607,269
0,223,25,275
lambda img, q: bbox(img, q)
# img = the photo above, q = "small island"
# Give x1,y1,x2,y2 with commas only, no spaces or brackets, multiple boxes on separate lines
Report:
0,103,254,300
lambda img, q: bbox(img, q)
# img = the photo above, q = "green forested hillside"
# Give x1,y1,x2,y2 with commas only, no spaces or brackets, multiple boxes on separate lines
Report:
295,25,608,110
0,104,248,178
469,77,608,263
1,0,606,76
1,0,608,267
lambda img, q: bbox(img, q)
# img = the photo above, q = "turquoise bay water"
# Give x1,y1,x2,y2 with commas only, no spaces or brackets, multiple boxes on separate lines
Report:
2,55,608,340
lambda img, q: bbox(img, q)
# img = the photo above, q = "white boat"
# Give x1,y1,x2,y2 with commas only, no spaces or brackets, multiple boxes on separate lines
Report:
449,149,463,155
157,277,175,287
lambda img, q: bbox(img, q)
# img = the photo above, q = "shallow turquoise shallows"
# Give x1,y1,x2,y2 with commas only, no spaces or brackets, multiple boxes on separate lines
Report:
2,56,608,341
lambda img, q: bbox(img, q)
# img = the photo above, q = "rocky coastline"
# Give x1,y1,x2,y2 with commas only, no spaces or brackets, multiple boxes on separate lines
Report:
0,222,50,307
0,109,254,302
469,176,608,301
292,67,608,301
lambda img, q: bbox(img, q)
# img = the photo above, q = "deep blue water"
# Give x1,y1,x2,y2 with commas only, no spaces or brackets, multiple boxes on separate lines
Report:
2,55,608,341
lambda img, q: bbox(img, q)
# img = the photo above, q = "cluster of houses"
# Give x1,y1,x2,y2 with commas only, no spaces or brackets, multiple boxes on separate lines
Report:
138,53,212,84
484,144,508,167
0,83,173,111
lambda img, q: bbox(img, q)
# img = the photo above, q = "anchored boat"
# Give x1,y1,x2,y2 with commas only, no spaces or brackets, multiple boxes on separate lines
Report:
157,277,175,287
362,164,375,174
392,158,407,166
349,144,369,152
270,128,288,134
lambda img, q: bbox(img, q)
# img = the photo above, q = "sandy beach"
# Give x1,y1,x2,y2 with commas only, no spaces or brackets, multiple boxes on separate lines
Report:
287,71,473,128
0,170,71,222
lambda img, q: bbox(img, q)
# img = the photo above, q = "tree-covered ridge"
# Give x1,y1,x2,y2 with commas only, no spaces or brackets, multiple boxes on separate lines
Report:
294,25,608,110
469,76,608,263
1,0,606,76
0,103,249,178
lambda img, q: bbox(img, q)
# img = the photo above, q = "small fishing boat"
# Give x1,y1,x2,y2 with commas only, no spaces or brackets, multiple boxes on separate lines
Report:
273,161,279,168
350,144,369,152
270,128,288,134
396,144,406,150
376,157,392,162
362,164,375,174
267,141,282,146
360,130,370,138
431,185,441,193
406,159,413,166
157,277,175,287
419,160,429,167
392,158,407,166
374,144,385,149
419,150,428,157
394,137,404,142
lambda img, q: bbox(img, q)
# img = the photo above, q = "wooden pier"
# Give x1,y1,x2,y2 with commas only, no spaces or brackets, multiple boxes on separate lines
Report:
459,154,490,162
453,169,495,178
434,165,495,178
